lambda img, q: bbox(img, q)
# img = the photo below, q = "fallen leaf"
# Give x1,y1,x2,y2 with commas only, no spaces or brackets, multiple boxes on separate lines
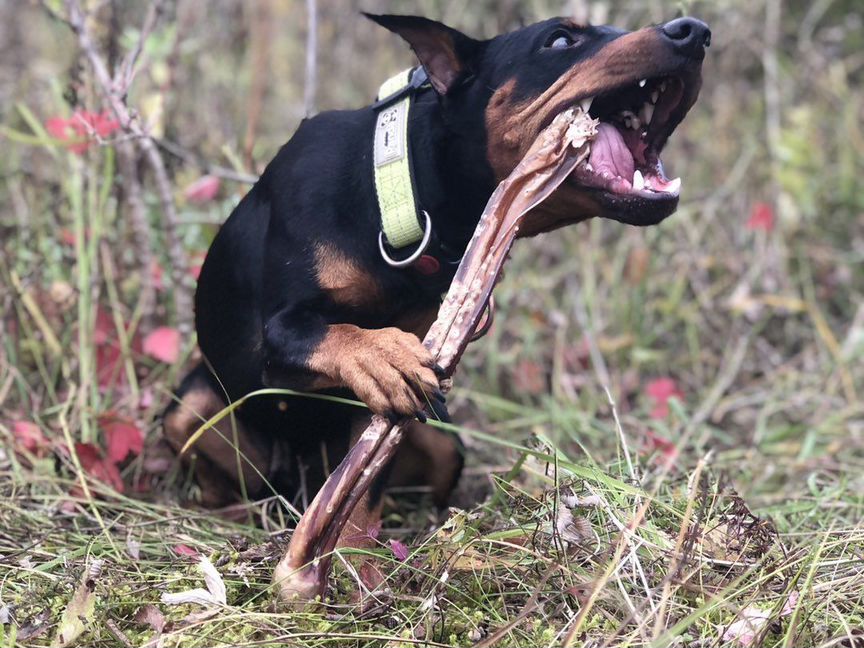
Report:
513,359,546,395
12,420,50,457
133,604,165,635
746,202,775,232
645,377,684,419
172,544,199,558
389,539,409,562
126,536,141,560
99,415,143,463
161,556,226,607
74,443,124,493
555,508,592,545
644,430,679,467
143,326,181,364
52,560,102,647
722,590,801,647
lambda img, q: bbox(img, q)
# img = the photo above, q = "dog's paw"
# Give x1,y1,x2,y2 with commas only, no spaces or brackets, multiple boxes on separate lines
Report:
340,327,444,420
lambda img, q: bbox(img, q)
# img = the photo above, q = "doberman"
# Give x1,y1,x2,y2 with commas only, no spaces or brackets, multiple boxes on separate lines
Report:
164,12,709,549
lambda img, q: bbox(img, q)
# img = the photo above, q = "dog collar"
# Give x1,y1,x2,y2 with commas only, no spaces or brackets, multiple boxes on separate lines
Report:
372,67,430,265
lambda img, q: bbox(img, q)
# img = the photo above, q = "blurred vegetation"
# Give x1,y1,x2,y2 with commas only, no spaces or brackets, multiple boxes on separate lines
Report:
1,0,863,646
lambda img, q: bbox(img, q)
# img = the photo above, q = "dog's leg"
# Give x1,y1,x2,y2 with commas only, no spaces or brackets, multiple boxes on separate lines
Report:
163,364,274,507
264,317,443,421
390,420,464,508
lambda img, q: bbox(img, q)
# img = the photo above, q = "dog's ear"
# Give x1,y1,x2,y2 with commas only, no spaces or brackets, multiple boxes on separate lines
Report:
364,13,483,95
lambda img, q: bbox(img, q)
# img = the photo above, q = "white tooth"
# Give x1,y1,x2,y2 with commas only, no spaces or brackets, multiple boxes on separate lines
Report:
651,90,660,104
638,78,647,88
666,177,682,193
660,81,667,92
640,102,655,125
579,96,594,113
623,116,632,129
585,162,593,172
630,116,641,130
633,169,645,191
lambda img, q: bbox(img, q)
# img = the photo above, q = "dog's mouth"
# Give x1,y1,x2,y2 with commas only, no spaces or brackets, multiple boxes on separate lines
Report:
559,72,701,224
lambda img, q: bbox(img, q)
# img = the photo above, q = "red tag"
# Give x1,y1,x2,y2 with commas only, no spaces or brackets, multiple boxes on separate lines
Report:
414,255,440,275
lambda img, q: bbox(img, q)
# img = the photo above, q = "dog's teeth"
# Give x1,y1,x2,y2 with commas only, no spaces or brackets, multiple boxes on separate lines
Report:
638,78,647,88
640,102,655,125
633,169,645,191
579,96,594,113
666,177,682,193
659,81,667,92
651,90,660,104
630,116,641,130
623,116,632,129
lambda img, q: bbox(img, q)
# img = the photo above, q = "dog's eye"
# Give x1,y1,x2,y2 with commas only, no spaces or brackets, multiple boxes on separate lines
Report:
546,32,576,49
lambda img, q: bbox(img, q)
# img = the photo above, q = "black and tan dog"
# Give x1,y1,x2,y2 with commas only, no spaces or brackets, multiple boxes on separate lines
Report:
165,12,709,544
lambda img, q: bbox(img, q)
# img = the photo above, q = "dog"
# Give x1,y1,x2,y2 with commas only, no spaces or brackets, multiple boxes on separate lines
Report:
164,12,708,551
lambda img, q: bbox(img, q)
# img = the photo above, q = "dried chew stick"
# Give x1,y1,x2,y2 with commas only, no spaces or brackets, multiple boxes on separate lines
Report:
273,108,597,603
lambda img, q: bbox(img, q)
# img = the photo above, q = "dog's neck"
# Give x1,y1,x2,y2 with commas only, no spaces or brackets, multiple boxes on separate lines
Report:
405,87,498,256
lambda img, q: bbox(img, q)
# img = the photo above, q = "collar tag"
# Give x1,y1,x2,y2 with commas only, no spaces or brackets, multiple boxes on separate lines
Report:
414,254,441,276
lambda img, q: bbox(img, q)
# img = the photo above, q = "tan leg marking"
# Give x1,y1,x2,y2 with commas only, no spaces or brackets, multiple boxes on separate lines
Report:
306,324,440,418
390,420,463,507
314,242,382,309
163,386,270,502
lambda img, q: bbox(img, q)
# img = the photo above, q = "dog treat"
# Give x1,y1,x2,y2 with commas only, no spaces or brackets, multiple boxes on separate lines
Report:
273,107,598,603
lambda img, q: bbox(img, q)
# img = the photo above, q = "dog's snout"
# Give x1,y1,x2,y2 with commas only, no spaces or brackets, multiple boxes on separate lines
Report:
661,17,711,60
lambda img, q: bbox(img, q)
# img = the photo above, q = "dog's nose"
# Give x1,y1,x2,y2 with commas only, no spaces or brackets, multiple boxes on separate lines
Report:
661,17,711,60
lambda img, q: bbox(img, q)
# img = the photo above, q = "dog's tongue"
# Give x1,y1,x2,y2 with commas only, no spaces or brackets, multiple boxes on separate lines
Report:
588,122,634,182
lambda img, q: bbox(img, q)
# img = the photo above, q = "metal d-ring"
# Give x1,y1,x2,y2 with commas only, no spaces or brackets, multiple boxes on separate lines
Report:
378,211,433,268
470,295,495,342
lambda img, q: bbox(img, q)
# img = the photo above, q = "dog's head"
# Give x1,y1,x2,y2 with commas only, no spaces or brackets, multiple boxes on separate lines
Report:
367,13,709,234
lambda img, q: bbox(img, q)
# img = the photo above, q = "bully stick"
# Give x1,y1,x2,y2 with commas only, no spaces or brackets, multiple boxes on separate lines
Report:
273,108,598,603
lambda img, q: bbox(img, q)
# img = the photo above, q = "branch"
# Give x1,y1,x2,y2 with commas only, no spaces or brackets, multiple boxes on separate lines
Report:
64,0,193,330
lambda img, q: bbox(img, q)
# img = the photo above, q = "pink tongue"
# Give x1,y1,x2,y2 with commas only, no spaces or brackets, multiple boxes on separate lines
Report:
589,123,634,182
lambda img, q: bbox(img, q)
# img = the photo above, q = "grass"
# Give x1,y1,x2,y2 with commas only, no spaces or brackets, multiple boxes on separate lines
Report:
1,0,864,646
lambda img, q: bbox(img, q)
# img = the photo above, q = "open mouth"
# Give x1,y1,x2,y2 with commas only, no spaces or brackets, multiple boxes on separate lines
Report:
566,75,693,202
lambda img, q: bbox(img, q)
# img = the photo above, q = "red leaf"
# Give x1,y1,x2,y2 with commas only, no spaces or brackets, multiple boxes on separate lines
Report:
172,544,199,558
640,430,679,468
645,377,684,419
12,421,50,457
746,202,775,232
44,109,119,155
184,175,221,204
74,442,124,492
143,326,181,364
99,414,144,463
93,307,142,391
513,359,546,395
389,538,409,561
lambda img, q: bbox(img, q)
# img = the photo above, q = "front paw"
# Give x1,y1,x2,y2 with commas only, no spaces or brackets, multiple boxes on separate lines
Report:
340,328,444,420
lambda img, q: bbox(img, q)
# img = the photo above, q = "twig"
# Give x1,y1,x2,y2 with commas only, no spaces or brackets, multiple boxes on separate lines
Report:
243,0,273,171
303,0,318,117
156,137,260,184
117,0,165,92
64,0,193,330
115,138,155,329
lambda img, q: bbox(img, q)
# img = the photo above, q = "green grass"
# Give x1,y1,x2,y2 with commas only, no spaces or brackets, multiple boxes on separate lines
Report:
2,0,864,646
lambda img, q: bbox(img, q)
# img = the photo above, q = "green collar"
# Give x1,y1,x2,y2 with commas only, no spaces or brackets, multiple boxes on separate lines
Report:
372,67,431,266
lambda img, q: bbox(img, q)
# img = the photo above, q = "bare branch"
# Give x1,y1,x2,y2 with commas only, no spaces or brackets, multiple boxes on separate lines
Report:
64,0,193,330
116,0,166,91
303,0,317,117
